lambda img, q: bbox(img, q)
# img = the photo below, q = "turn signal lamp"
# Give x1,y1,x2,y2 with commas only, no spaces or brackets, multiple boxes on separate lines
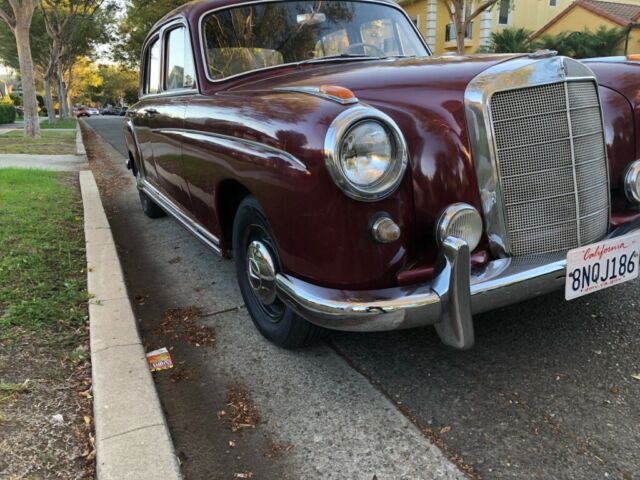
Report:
319,85,357,102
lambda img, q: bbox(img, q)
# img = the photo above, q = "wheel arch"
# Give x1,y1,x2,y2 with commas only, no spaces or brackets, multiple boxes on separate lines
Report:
216,178,252,252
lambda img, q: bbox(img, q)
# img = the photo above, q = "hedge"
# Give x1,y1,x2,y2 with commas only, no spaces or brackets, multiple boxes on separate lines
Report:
0,104,16,124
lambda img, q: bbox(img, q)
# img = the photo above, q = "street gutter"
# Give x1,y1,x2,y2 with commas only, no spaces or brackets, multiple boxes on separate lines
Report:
80,144,182,478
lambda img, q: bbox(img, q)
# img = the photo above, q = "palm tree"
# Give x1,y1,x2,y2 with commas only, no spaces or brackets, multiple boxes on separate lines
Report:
486,28,535,53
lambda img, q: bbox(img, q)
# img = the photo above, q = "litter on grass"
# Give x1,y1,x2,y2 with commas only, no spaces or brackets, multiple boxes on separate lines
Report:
146,347,174,372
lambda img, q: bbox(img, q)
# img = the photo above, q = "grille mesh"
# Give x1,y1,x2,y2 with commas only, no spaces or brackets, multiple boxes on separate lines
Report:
490,81,609,256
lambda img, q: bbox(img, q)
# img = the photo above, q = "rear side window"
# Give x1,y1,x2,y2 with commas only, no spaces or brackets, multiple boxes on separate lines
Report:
145,38,161,94
165,27,196,90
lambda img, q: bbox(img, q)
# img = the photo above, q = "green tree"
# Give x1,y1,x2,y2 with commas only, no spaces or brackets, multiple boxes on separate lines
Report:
113,0,184,67
486,27,535,53
95,64,138,106
534,26,627,59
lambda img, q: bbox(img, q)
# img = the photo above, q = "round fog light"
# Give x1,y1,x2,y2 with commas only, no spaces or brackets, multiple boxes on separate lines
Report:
371,216,401,243
436,203,483,251
624,160,640,204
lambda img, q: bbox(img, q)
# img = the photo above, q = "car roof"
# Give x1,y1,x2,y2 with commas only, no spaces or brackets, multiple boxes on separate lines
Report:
152,0,398,32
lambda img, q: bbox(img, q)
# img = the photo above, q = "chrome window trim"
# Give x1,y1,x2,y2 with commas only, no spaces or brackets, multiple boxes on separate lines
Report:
197,0,431,85
464,55,611,258
139,18,200,99
323,105,408,202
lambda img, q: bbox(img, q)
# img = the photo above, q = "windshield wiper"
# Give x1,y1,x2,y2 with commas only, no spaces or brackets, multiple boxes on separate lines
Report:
297,53,383,67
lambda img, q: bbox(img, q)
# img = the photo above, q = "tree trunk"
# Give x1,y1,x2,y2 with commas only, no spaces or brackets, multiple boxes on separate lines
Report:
57,65,68,118
14,20,40,137
43,77,55,123
455,16,465,54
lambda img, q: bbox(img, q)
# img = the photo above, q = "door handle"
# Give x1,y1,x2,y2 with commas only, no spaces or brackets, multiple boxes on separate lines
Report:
145,108,159,116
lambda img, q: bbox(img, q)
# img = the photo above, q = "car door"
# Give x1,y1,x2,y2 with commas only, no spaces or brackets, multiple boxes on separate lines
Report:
132,35,162,187
149,23,197,211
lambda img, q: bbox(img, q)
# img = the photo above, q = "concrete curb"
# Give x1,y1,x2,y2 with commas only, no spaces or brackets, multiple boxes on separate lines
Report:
80,172,182,477
77,122,86,155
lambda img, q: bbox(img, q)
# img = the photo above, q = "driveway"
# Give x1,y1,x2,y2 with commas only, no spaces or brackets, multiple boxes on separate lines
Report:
84,116,640,480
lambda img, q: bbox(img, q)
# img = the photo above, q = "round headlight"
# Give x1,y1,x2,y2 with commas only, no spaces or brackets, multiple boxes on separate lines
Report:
624,160,640,204
341,121,393,186
325,106,408,202
436,203,483,252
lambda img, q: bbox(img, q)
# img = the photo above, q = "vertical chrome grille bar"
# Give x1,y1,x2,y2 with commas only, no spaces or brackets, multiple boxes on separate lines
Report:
563,81,582,246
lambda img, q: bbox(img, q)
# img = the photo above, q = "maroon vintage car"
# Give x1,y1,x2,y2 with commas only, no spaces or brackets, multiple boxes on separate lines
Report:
124,0,640,350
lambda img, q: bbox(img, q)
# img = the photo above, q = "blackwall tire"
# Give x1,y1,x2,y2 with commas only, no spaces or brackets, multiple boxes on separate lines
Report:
138,190,165,219
232,195,326,348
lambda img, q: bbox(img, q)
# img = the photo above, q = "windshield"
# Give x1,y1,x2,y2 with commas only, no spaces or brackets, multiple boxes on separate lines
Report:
201,0,429,80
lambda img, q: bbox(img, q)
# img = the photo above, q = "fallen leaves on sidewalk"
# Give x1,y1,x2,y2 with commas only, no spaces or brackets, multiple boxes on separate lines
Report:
225,386,260,432
631,373,640,381
160,307,216,347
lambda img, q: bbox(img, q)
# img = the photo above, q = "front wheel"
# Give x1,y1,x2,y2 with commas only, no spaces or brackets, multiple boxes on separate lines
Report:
232,196,326,349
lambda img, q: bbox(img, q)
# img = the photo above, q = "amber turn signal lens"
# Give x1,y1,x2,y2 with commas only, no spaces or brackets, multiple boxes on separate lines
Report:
319,85,356,101
627,54,640,62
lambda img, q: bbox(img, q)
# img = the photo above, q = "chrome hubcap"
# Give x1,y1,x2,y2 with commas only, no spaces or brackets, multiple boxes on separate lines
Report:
246,240,277,305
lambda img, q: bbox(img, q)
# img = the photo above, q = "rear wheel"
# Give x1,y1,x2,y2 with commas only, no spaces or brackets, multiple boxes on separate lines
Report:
232,195,326,348
137,172,165,219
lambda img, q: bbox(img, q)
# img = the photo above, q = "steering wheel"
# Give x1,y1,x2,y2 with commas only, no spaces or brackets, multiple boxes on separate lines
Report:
347,42,386,57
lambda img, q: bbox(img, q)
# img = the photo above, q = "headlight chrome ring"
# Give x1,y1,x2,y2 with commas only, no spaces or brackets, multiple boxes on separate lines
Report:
436,203,483,252
324,105,408,202
624,160,640,204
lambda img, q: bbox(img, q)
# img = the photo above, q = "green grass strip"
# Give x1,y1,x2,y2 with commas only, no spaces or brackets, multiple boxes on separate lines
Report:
0,169,87,347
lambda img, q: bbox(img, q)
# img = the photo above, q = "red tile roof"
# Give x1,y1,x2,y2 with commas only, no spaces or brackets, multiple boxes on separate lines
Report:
533,0,640,38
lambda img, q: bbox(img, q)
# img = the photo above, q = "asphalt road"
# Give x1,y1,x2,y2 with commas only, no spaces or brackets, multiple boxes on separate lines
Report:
85,116,640,480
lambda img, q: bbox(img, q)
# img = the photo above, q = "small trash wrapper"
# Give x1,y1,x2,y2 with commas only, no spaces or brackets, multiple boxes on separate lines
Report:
146,347,174,372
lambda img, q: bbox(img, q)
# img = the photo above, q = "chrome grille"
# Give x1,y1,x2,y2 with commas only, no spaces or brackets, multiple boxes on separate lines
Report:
490,80,609,256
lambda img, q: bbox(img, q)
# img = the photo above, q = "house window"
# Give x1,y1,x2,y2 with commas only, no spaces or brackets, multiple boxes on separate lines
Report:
499,0,510,25
550,0,557,6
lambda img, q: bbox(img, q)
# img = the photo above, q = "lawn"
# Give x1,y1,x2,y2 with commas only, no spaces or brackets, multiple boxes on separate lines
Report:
40,118,77,130
0,168,92,477
0,168,87,342
0,130,77,154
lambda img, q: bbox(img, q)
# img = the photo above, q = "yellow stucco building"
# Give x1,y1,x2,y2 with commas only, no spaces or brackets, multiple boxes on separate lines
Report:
532,0,640,54
399,0,640,54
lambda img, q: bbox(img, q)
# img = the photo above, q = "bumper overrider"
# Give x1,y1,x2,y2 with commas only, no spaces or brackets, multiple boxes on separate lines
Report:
275,219,640,350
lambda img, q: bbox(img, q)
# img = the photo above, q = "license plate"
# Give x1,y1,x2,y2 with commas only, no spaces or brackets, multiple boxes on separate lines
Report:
565,232,640,300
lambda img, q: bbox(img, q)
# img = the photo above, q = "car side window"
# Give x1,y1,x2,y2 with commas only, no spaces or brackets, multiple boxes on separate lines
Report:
165,26,196,90
146,38,161,94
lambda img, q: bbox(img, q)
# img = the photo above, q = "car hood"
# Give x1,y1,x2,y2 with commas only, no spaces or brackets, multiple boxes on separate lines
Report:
231,54,522,101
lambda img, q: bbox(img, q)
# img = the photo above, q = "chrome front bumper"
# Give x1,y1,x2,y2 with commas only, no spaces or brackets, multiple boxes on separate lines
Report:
275,219,640,350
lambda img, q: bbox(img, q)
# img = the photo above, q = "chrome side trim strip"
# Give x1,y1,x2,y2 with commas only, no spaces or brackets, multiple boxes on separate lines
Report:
155,128,308,171
139,179,222,255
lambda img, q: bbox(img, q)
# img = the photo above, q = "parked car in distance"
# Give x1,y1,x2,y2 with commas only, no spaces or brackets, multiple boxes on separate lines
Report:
76,107,91,118
87,107,100,116
124,0,640,350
